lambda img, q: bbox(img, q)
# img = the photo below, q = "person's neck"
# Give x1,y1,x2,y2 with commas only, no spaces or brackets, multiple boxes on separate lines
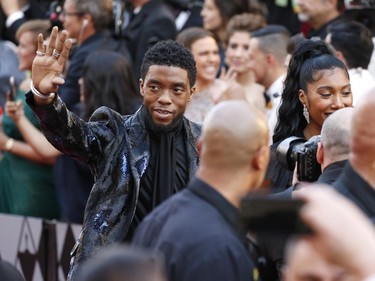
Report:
195,78,214,93
236,70,253,87
349,155,375,190
197,167,253,208
303,122,321,140
215,28,226,47
264,67,286,90
78,27,96,45
310,10,340,30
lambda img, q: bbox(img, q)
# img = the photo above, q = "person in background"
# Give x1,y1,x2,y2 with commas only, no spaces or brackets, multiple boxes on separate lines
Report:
58,0,131,109
0,40,25,108
123,0,177,82
265,39,352,191
4,50,141,224
177,27,220,123
223,12,266,111
294,186,375,280
256,107,354,279
133,100,270,281
0,0,48,43
326,20,375,105
26,28,200,280
0,19,60,219
295,0,345,39
0,260,25,281
76,245,166,281
200,0,263,71
248,24,290,143
332,86,375,220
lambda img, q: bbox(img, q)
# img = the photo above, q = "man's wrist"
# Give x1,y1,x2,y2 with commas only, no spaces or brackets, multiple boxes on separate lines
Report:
30,81,55,99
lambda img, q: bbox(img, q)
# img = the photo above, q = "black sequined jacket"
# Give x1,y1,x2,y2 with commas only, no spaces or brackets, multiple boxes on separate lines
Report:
26,93,201,280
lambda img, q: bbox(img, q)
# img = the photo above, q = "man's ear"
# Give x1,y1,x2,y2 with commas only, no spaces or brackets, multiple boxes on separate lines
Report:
139,79,144,97
252,145,269,171
266,53,275,67
317,141,324,165
335,50,347,66
189,86,196,101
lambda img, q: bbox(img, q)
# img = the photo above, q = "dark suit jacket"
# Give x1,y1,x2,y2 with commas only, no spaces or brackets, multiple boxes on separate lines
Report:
123,0,177,81
260,159,348,280
333,162,375,220
1,0,47,43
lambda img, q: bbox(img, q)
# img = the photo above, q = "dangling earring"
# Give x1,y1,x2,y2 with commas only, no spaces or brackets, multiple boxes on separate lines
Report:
303,104,310,124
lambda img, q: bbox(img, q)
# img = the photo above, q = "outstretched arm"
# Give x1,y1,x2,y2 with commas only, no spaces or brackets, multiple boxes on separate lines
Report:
31,26,72,106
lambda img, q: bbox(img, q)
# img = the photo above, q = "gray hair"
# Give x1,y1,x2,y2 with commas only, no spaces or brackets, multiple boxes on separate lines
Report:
75,0,112,31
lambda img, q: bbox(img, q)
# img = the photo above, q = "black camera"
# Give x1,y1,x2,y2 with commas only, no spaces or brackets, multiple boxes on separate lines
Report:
276,135,321,182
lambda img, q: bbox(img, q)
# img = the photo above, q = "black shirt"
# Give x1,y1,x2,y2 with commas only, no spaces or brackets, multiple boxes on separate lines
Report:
132,177,259,281
333,163,375,220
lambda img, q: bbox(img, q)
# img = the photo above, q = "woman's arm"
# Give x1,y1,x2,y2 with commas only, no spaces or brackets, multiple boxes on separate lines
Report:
0,128,55,165
5,98,61,160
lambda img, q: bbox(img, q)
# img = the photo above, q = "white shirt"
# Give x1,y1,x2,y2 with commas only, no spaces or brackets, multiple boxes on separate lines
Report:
349,68,375,106
368,37,375,81
266,74,286,144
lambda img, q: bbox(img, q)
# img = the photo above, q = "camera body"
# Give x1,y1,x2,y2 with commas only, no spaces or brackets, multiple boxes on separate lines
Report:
277,135,321,182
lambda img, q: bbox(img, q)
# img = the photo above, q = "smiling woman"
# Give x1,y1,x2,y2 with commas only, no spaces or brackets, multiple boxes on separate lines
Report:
265,39,352,191
176,27,220,123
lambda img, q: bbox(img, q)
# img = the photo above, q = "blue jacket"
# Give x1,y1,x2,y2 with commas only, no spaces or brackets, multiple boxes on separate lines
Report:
26,94,201,280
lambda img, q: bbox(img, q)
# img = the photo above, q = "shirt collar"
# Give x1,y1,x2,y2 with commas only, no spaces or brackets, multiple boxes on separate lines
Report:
266,74,286,100
188,177,240,231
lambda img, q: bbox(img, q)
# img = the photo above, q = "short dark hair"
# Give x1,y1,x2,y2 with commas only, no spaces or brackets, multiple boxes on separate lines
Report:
328,21,374,69
140,40,197,87
273,39,349,143
76,245,165,281
250,25,291,65
176,27,215,50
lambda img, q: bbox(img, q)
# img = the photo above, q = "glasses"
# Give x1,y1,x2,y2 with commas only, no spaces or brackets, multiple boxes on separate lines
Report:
61,10,84,17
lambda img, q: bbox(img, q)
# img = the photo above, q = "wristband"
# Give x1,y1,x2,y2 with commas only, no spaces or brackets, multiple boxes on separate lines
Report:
30,81,55,100
5,138,15,151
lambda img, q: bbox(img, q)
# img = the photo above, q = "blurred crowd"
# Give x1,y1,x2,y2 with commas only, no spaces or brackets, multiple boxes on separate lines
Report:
0,0,375,281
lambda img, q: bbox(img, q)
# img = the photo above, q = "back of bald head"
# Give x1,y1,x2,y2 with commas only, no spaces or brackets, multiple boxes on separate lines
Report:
351,87,375,159
320,107,353,162
199,101,268,171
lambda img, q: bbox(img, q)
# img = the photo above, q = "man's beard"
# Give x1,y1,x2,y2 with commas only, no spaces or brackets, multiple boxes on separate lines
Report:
144,107,184,135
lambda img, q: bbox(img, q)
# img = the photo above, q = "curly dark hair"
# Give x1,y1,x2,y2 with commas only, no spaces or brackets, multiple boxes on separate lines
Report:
273,39,349,143
140,39,197,88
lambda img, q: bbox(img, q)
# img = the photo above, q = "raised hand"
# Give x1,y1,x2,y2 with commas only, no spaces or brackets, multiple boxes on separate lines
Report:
31,26,72,99
211,66,245,104
5,92,24,122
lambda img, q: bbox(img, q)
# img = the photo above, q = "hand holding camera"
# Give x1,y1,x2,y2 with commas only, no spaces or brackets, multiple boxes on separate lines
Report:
276,135,321,182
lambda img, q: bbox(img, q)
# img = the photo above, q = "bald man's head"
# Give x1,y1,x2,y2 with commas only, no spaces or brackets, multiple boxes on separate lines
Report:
350,87,375,181
198,101,269,179
320,107,353,165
